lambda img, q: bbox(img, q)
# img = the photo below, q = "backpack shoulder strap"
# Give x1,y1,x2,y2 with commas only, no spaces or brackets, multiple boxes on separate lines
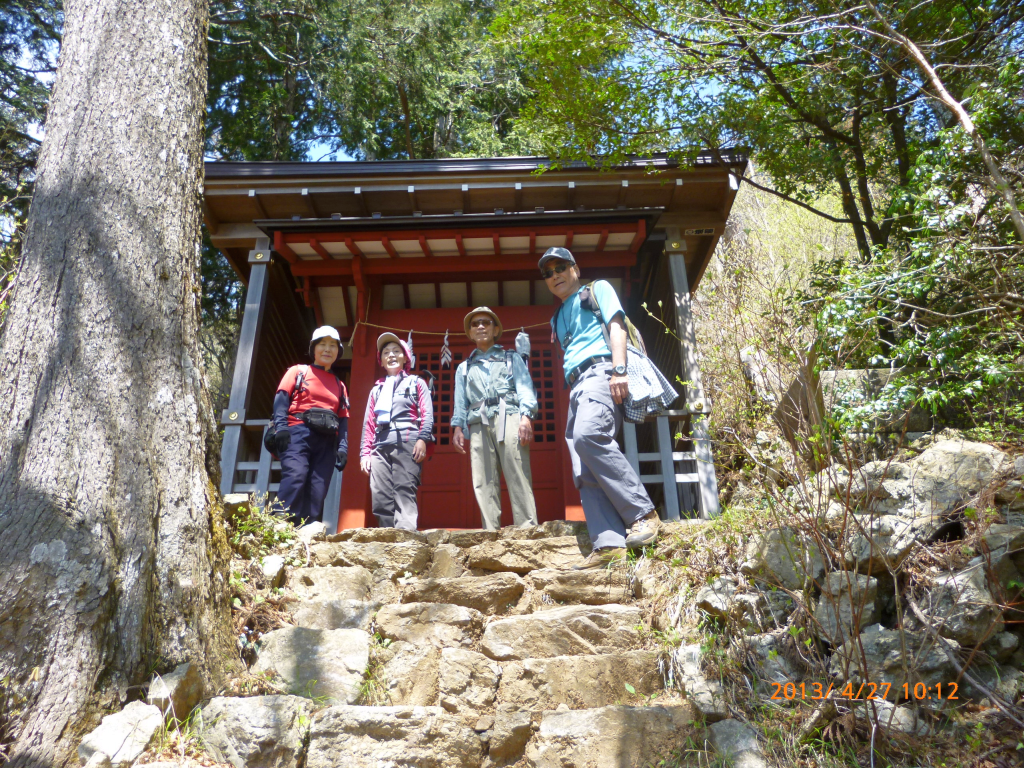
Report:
505,349,514,375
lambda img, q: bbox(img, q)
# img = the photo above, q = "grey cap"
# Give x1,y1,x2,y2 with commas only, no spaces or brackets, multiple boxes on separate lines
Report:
538,246,576,271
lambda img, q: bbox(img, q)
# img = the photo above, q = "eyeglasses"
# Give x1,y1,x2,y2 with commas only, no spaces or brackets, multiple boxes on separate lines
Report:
541,263,571,279
470,319,494,328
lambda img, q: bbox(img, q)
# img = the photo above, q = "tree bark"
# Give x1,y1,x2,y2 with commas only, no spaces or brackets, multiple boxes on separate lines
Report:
0,1,238,766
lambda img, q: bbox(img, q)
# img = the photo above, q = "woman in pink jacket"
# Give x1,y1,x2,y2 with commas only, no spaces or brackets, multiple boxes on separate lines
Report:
359,333,433,530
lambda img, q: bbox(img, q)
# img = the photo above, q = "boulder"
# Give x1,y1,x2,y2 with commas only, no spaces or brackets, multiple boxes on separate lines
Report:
297,521,327,544
967,664,1024,703
424,529,451,546
813,572,879,645
252,627,369,704
983,631,1019,663
742,528,824,590
498,651,663,711
290,598,380,631
481,604,641,661
466,537,589,574
524,705,693,768
305,706,485,768
912,440,1012,508
489,704,533,764
829,624,958,690
381,641,440,706
707,719,767,768
498,520,590,544
843,515,919,574
200,695,310,768
261,555,287,588
694,577,739,621
78,701,163,768
529,568,635,605
285,565,371,601
376,602,484,649
744,631,802,685
914,568,1003,646
427,543,467,579
326,527,426,544
222,493,249,517
311,541,431,575
147,662,203,720
402,572,525,615
859,699,930,737
672,645,727,721
439,649,502,716
370,567,402,603
449,530,499,548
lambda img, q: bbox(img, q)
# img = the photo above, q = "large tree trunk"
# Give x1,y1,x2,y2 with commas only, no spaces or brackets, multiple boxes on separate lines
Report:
0,1,237,766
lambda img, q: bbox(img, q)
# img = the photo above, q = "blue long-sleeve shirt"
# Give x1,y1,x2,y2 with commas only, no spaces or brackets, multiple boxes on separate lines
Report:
451,345,537,430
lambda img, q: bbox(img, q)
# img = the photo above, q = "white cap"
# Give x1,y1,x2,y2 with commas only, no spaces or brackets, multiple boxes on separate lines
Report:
309,326,342,358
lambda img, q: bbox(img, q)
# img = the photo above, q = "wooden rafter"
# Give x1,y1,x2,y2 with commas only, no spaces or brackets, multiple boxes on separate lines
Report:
278,221,640,247
492,233,501,256
344,237,364,258
273,230,298,263
455,235,466,256
418,235,433,257
290,251,636,278
596,229,609,252
628,220,647,253
382,236,400,259
309,238,331,260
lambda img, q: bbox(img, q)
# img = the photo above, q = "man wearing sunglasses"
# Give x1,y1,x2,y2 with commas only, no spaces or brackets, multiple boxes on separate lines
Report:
540,246,659,569
451,306,539,530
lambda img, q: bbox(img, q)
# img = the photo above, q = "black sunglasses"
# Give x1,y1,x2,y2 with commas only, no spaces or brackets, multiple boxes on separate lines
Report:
541,263,572,279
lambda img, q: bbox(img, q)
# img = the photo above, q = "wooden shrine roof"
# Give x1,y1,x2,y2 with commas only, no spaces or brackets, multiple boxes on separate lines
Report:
204,152,746,292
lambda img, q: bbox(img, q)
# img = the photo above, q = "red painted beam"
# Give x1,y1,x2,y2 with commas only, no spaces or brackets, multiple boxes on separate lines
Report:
310,238,332,260
274,230,298,264
565,231,573,249
344,237,364,258
418,235,433,257
596,229,609,252
629,219,647,253
280,221,641,246
529,231,536,255
455,235,466,257
492,233,501,256
381,236,400,259
289,252,637,278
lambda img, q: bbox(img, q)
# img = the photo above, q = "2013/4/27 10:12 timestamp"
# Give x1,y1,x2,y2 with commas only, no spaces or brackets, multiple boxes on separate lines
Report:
770,681,959,700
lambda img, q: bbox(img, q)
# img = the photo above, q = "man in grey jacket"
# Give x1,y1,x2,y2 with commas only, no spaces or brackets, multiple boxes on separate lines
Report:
541,247,659,569
451,306,539,530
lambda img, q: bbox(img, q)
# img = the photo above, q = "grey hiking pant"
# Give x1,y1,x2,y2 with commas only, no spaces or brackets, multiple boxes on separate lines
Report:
469,414,538,530
370,440,421,530
565,361,654,549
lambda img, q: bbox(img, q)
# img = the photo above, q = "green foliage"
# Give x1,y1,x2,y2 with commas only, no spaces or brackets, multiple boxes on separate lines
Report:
228,492,296,558
496,0,1022,259
814,62,1024,437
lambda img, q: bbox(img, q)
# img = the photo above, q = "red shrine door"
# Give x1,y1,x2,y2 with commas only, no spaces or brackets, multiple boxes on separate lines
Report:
413,333,571,529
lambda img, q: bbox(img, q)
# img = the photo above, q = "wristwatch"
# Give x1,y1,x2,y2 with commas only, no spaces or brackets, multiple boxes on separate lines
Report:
612,364,627,376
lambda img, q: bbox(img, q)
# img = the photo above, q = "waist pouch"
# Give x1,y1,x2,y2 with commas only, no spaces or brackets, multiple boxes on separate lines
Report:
302,407,340,435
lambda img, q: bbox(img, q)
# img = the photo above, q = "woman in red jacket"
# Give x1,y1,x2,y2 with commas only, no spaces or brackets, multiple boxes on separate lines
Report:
359,333,433,530
271,326,350,525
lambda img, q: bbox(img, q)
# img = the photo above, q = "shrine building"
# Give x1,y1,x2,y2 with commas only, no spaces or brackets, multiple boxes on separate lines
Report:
204,153,745,532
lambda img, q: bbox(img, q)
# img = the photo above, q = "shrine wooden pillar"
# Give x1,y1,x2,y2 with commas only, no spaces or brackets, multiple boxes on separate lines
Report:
219,238,272,496
666,234,721,518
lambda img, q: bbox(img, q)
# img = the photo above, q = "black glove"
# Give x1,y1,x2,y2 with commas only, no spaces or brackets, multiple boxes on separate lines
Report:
273,428,291,455
335,450,348,472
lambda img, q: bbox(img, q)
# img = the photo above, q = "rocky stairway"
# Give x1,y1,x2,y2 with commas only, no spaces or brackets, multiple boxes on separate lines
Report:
200,521,698,768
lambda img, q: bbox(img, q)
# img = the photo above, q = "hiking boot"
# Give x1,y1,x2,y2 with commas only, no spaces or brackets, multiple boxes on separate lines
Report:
571,547,627,571
625,510,660,550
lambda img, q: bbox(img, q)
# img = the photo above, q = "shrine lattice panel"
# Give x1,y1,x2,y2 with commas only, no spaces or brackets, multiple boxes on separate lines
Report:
417,344,558,444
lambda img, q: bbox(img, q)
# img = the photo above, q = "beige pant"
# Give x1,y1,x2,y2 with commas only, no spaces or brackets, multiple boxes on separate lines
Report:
469,413,538,530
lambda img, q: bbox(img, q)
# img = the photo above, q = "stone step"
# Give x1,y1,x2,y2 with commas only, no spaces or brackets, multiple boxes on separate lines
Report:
481,604,642,660
466,536,591,574
498,650,665,711
529,568,636,606
376,602,484,649
251,626,369,705
285,565,372,601
522,704,695,768
401,572,526,615
290,597,381,631
305,705,485,768
311,540,431,575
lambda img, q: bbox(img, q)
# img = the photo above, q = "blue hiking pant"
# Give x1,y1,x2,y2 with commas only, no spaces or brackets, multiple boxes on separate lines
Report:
277,423,336,524
565,361,654,549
